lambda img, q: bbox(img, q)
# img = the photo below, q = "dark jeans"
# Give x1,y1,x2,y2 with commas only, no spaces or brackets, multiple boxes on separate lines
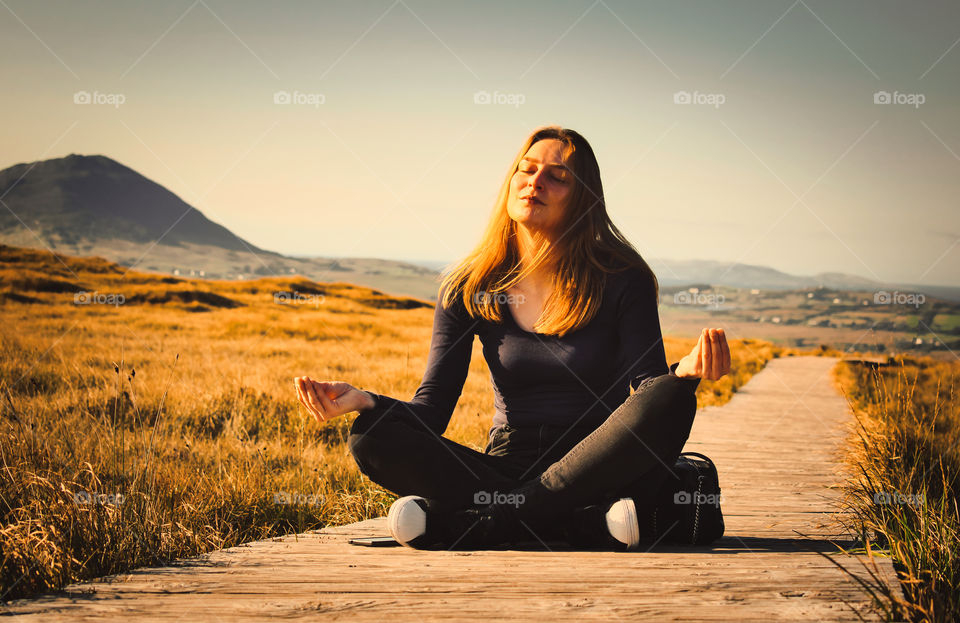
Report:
347,373,697,522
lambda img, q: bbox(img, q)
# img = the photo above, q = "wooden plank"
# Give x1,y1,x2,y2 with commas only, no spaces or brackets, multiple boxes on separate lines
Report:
5,356,904,621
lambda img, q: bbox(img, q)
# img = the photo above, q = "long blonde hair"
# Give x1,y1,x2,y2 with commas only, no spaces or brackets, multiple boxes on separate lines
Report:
439,126,658,338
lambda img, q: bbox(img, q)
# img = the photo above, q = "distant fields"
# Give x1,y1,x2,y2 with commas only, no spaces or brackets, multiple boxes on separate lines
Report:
658,284,960,356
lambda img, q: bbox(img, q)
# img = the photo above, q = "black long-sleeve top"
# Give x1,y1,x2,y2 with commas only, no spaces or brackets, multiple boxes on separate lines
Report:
362,266,700,437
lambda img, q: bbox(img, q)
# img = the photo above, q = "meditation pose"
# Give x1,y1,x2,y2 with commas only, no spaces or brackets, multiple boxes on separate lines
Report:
295,126,730,550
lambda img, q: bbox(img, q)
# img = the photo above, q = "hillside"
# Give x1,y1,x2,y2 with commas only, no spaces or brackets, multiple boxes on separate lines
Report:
0,154,259,252
0,244,432,313
0,154,442,300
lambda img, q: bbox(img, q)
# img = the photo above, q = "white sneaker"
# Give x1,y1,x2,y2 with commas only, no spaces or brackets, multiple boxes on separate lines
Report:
604,498,641,549
387,495,430,548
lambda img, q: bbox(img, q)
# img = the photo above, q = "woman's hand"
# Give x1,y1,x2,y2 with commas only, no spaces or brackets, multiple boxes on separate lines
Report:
294,377,376,423
675,328,731,380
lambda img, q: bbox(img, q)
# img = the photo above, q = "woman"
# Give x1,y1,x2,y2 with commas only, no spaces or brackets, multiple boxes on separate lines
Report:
295,126,730,551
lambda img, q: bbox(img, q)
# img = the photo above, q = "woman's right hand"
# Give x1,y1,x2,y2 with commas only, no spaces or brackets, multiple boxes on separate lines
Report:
294,376,376,423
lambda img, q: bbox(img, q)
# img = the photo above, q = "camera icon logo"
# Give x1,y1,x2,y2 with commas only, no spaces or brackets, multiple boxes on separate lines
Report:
473,490,492,504
74,90,91,105
673,90,691,104
673,490,692,504
873,291,891,304
274,90,291,105
473,90,491,105
873,91,891,104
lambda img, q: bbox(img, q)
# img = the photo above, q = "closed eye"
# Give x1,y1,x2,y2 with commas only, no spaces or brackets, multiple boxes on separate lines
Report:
518,167,568,182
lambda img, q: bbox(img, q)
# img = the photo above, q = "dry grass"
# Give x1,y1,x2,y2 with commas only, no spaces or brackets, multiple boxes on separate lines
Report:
834,355,960,622
2,243,782,601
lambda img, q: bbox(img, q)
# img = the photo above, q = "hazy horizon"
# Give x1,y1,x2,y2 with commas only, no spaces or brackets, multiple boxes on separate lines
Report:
2,0,958,287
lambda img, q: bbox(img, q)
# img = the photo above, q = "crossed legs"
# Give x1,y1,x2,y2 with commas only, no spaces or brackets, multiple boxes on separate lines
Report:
348,373,698,523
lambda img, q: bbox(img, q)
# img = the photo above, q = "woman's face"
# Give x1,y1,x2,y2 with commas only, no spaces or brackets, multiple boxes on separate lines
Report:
507,139,574,236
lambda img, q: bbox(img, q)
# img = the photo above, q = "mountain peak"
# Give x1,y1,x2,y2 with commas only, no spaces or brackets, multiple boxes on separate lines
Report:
0,154,261,253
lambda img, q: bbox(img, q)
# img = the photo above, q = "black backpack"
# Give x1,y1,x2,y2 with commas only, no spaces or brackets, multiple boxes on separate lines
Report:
643,452,725,545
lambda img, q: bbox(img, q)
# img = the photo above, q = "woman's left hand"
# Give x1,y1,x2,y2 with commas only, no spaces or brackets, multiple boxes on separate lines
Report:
675,328,731,380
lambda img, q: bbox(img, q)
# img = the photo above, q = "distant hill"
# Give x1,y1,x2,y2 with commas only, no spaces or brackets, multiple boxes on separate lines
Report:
648,259,960,302
649,258,878,291
0,154,442,300
0,154,261,252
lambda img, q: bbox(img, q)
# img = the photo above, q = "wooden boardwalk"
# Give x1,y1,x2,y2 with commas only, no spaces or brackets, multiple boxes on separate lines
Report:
6,356,902,621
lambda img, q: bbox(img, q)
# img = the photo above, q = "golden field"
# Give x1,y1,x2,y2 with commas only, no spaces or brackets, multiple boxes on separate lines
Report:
1,244,785,601
834,355,959,622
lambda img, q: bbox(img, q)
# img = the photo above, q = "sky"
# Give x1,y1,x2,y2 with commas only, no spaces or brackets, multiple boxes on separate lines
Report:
1,0,958,287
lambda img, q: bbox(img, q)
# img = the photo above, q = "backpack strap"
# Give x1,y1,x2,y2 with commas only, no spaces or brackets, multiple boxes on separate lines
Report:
679,451,716,471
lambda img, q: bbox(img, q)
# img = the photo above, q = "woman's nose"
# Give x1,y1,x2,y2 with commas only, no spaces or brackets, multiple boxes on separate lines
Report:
527,170,545,189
